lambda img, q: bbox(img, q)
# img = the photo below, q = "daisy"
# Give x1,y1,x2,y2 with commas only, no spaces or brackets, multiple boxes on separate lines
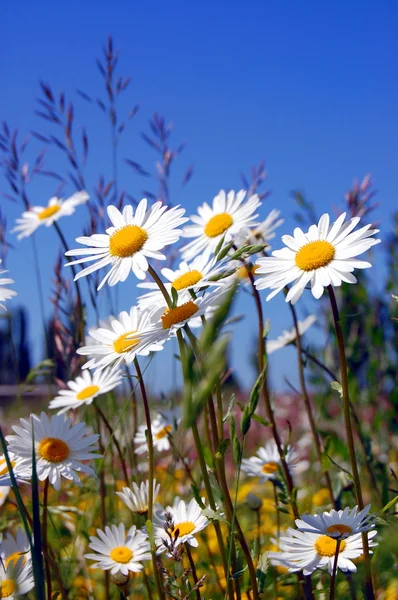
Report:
241,440,296,483
77,306,167,371
250,208,284,244
64,200,188,289
134,408,180,455
136,254,228,310
255,212,380,304
295,505,376,540
266,315,316,354
84,524,151,576
0,558,34,599
117,479,161,515
153,497,209,555
153,287,227,335
0,528,31,569
6,412,101,491
49,367,123,413
181,189,261,261
12,191,89,240
0,261,17,311
0,452,31,487
279,528,377,575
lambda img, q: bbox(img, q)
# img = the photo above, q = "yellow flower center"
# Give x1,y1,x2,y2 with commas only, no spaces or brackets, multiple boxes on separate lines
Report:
161,301,199,329
204,213,233,238
172,270,203,291
172,521,196,537
0,459,16,477
155,425,172,440
314,535,346,557
38,437,70,463
295,240,335,271
37,204,61,220
0,579,17,598
113,331,141,354
109,225,148,258
110,546,133,564
261,462,279,474
236,264,259,279
5,552,26,568
76,385,100,401
326,524,353,537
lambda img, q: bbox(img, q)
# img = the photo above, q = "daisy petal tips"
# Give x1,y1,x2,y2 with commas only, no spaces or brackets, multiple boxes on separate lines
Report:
255,212,380,304
64,200,188,290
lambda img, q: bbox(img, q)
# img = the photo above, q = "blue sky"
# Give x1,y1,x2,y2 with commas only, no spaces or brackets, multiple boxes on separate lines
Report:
1,0,397,391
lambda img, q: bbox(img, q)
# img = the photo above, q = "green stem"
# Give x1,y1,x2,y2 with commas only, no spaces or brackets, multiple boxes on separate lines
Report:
287,300,335,505
247,270,313,600
327,286,374,600
185,543,202,600
148,265,172,308
133,357,165,600
96,412,110,600
95,405,129,486
176,330,234,600
42,480,52,600
329,540,341,600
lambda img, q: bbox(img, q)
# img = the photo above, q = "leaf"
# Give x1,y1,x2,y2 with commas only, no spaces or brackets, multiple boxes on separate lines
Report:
327,455,354,481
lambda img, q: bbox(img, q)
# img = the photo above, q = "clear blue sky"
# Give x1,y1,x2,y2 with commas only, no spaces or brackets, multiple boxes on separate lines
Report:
1,0,397,391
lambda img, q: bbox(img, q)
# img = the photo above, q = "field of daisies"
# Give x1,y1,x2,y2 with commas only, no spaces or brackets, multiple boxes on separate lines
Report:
1,40,398,600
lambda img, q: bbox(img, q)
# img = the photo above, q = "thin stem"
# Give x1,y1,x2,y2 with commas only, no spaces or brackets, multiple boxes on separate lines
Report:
327,286,375,600
148,265,172,308
190,420,234,600
95,405,129,486
247,270,314,600
185,543,202,600
288,300,335,505
96,412,110,600
43,479,52,600
133,357,165,600
304,349,381,501
248,270,300,518
329,540,341,600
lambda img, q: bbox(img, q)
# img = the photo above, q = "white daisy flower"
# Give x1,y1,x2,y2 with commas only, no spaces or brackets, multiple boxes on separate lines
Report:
0,261,17,311
134,408,180,455
49,367,123,413
136,254,228,310
85,524,151,576
181,190,261,261
0,487,10,508
0,558,34,599
152,287,227,335
64,200,188,289
279,528,377,575
117,479,161,515
0,528,31,569
266,315,316,354
154,497,209,555
6,412,101,491
11,191,89,240
77,306,167,371
295,505,376,540
0,452,31,487
255,212,380,304
241,440,296,483
250,208,284,243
